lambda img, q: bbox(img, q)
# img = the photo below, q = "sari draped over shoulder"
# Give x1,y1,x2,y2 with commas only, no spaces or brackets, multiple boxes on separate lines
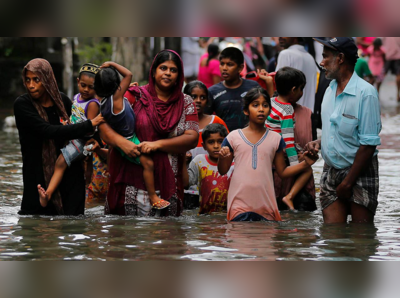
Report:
106,50,199,216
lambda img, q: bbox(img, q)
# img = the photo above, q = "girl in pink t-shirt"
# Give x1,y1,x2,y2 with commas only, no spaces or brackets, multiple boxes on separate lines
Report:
218,87,317,222
198,44,221,88
367,38,386,93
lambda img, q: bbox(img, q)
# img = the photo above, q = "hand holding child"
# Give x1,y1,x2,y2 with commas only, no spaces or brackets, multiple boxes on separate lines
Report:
91,113,105,127
138,141,161,154
303,151,319,166
304,140,321,157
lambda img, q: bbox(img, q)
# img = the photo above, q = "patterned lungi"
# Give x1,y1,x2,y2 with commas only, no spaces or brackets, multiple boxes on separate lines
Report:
319,156,379,214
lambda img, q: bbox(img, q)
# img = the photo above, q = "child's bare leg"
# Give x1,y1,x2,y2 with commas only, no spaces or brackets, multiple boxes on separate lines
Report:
38,154,68,207
139,154,169,209
282,167,313,210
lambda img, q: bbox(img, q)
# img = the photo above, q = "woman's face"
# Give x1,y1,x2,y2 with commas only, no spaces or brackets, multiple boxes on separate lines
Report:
154,60,179,91
25,70,47,100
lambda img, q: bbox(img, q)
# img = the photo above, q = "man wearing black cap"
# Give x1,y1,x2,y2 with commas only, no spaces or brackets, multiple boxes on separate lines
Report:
305,37,382,224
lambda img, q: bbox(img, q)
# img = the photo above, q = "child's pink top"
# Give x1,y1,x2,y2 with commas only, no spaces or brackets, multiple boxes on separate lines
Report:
224,129,285,221
367,45,385,76
198,55,221,88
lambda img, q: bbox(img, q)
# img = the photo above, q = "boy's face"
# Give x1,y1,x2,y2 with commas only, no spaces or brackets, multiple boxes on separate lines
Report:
77,74,96,100
202,132,225,161
219,58,244,83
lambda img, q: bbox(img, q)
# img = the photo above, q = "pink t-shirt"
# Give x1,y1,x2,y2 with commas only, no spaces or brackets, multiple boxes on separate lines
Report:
224,129,284,221
358,37,375,56
367,45,385,76
198,55,221,88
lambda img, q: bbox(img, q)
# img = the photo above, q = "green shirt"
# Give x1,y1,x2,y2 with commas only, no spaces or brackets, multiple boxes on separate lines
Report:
355,58,372,78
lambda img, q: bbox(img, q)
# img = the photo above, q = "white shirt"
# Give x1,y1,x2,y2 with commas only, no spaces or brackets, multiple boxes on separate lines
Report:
276,44,318,112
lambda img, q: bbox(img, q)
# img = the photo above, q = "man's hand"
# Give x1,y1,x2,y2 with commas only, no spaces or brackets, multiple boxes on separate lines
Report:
336,181,353,200
304,140,321,157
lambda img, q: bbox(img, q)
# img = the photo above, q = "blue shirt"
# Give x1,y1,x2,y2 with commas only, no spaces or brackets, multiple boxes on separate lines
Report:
321,72,381,169
100,95,136,139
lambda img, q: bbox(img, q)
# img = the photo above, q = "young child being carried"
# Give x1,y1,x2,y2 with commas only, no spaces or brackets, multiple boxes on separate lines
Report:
218,87,317,222
265,67,313,210
185,123,234,214
94,61,170,210
37,63,105,207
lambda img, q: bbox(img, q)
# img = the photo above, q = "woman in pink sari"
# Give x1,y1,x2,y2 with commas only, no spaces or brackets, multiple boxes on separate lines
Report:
99,50,199,216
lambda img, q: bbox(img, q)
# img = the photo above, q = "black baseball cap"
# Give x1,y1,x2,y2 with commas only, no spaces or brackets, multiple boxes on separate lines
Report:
313,37,359,60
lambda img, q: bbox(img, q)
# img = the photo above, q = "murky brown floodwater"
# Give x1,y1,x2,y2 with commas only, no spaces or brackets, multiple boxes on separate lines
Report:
1,76,399,261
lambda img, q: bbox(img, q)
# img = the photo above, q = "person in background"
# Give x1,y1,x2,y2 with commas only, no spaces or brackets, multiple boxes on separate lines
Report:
355,53,375,85
185,124,233,214
181,37,202,83
382,37,400,102
183,80,228,160
356,37,375,57
276,37,318,113
307,37,382,224
205,47,260,132
198,44,221,88
14,59,100,215
367,38,386,93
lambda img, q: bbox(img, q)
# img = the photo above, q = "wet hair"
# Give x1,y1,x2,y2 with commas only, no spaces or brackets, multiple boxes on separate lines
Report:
202,123,228,142
275,67,307,96
152,50,182,82
243,87,271,112
94,66,121,98
219,47,244,66
183,80,209,102
207,44,220,66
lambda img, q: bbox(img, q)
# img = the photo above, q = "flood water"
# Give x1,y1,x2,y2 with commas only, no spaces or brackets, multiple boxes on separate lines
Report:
1,77,399,261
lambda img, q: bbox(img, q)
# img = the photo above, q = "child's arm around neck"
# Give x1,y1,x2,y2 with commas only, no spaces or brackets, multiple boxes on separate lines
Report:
100,61,133,114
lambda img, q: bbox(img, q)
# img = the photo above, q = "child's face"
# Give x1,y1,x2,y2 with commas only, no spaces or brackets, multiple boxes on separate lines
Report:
191,86,208,114
154,60,179,91
77,74,96,100
219,58,243,83
244,95,271,125
202,132,225,160
290,84,305,104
